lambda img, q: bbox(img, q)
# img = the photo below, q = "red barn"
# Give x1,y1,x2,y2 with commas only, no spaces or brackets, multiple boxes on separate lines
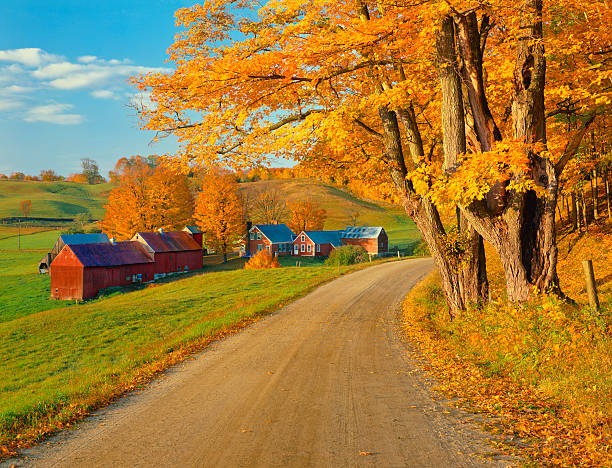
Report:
132,229,203,276
292,231,343,257
242,224,295,257
341,226,388,255
50,241,155,300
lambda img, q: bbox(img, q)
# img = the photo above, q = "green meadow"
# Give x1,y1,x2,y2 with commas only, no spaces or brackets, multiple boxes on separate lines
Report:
0,180,111,219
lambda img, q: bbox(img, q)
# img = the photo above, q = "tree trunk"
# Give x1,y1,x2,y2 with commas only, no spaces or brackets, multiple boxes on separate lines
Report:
574,192,581,230
582,192,589,232
606,168,611,219
592,169,599,220
435,14,488,306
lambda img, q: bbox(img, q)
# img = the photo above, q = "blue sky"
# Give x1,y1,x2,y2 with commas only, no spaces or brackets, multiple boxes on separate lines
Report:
0,0,198,178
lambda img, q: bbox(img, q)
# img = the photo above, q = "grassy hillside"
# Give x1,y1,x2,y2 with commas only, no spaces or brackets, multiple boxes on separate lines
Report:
0,181,112,219
240,179,420,249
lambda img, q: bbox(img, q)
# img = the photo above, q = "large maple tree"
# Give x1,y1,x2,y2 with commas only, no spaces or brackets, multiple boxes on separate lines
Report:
132,0,609,314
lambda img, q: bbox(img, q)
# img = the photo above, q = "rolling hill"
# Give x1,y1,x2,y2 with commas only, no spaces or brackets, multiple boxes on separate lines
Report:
0,181,112,219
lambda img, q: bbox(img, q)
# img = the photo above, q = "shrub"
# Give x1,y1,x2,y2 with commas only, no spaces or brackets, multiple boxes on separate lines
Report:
244,250,280,269
412,240,430,257
325,245,368,266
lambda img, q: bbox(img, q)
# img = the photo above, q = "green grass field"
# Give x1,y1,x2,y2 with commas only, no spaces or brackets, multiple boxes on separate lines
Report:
0,181,112,219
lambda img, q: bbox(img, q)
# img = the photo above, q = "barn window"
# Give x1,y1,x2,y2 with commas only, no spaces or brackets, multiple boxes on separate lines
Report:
316,244,320,252
307,244,311,252
126,276,130,281
177,266,181,271
249,232,255,240
301,244,305,252
301,235,305,242
257,244,263,251
257,232,262,240
184,266,188,270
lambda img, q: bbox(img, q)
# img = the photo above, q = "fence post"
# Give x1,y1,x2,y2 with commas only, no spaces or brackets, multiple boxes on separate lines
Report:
582,259,599,313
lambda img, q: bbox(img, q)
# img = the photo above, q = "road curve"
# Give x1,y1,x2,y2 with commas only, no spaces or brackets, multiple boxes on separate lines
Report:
6,259,512,467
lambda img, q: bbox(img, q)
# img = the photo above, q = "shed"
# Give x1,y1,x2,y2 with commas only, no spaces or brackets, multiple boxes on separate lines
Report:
132,230,203,275
38,233,110,273
341,226,388,255
50,241,154,300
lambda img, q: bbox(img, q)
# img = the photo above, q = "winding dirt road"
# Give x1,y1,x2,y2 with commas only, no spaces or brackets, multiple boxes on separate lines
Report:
6,259,515,467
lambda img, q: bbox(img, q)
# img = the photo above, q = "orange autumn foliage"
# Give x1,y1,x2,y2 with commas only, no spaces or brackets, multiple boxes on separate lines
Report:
244,250,280,270
194,170,245,261
101,162,193,240
287,200,326,234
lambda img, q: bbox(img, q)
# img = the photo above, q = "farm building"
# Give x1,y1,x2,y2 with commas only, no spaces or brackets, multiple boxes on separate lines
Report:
132,229,204,277
38,233,110,273
183,225,203,247
293,230,343,257
242,224,295,257
341,226,388,255
50,240,155,300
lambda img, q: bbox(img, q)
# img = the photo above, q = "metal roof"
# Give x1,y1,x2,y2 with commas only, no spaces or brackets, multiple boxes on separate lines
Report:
134,231,202,252
66,241,154,267
183,225,203,234
59,233,110,245
252,224,295,244
342,226,383,239
300,230,344,247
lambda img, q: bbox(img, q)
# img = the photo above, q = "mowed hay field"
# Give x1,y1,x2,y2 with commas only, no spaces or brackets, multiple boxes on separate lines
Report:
0,181,112,219
240,179,420,250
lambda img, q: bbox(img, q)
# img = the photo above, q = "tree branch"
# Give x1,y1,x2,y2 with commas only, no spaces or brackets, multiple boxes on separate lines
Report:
555,111,597,176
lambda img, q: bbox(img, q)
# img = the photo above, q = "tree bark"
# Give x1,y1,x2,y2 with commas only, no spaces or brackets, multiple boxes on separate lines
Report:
592,169,599,220
436,14,488,306
574,191,581,230
606,168,611,219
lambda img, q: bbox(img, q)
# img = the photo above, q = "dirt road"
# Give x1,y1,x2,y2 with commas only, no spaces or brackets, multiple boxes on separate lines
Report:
6,259,514,467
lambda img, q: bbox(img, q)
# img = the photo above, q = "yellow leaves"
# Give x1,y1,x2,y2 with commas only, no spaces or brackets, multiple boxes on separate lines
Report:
244,250,280,269
408,141,542,210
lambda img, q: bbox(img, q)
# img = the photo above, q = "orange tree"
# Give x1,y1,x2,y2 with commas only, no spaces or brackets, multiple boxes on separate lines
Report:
287,200,327,234
102,160,193,240
132,0,609,315
194,169,245,262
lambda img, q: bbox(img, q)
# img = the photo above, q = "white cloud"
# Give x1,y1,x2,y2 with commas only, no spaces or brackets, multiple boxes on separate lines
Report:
0,48,63,67
77,55,98,63
90,89,119,100
32,61,169,90
2,85,33,94
0,98,24,111
24,103,84,125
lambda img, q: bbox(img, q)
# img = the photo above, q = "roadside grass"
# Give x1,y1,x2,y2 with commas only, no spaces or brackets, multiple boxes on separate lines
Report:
0,181,112,219
0,259,385,454
402,221,612,466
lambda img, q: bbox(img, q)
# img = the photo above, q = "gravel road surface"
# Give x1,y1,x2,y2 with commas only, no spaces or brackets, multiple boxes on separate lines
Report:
5,258,515,467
